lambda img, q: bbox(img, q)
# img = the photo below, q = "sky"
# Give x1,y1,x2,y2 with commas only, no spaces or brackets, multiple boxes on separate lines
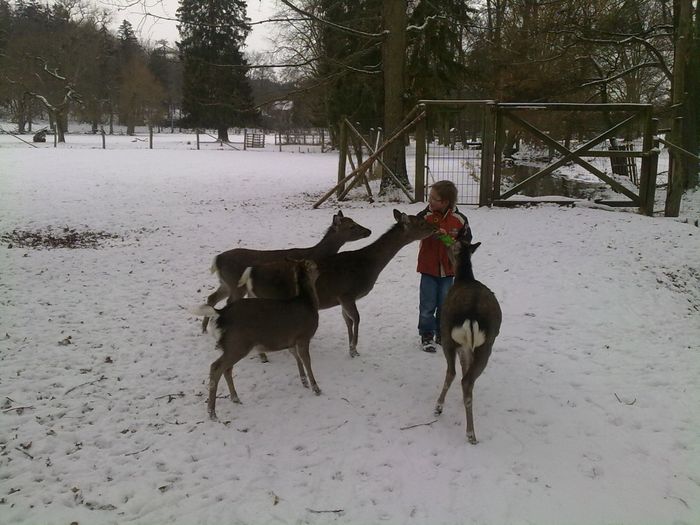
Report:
97,0,278,50
0,126,699,524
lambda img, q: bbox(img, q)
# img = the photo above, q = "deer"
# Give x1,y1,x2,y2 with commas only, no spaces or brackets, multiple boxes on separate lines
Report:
191,259,322,421
433,229,502,444
239,209,438,358
201,210,371,333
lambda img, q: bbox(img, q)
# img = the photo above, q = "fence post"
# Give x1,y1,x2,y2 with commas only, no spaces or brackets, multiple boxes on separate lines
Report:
480,102,496,206
101,128,106,149
337,119,348,198
414,105,426,202
149,125,153,149
243,128,247,150
639,114,658,216
492,105,504,201
665,116,685,216
196,129,200,150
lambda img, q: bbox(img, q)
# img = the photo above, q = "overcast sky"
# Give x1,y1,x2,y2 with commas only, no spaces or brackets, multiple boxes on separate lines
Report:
97,0,277,50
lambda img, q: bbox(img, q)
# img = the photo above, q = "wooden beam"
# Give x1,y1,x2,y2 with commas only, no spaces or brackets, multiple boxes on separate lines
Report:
340,119,413,202
314,110,426,209
496,102,651,111
492,199,576,207
498,111,641,203
414,114,426,202
480,103,496,206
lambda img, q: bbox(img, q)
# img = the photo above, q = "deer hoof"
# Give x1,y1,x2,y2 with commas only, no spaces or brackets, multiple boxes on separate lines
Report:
209,410,219,421
349,347,359,358
434,405,443,416
301,377,309,388
312,385,322,395
259,353,269,363
467,433,478,445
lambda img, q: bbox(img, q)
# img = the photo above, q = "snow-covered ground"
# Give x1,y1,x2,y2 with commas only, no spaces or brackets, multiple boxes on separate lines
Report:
1,131,699,525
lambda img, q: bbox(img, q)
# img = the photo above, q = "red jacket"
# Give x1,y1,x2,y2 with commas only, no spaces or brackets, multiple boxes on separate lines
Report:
416,206,469,277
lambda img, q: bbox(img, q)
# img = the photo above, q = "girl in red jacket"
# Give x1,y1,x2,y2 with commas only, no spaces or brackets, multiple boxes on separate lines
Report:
416,180,470,352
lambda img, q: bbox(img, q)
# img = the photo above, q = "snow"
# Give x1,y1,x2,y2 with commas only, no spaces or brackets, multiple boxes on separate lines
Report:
1,131,699,525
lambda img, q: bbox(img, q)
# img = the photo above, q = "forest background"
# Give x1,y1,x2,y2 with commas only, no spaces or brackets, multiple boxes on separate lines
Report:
1,0,698,203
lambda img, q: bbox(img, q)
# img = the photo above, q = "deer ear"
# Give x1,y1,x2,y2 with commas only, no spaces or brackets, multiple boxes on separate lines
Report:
333,213,342,226
458,226,473,243
393,209,408,223
470,242,481,254
336,210,344,218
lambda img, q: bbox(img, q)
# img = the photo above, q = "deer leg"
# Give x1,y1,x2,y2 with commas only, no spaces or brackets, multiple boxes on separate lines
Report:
458,348,477,444
462,379,477,444
296,341,321,395
207,356,226,420
209,341,248,420
340,310,354,353
222,367,241,405
435,343,457,416
202,283,231,332
340,299,360,357
288,346,309,388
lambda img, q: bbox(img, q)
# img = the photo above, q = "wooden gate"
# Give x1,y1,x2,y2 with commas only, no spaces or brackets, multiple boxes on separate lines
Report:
414,101,659,216
490,103,658,216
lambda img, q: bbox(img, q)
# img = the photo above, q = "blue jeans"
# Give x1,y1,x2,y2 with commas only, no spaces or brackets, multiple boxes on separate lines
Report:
418,273,454,337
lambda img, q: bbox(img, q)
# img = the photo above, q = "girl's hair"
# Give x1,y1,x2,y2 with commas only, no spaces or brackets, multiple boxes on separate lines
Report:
430,180,458,209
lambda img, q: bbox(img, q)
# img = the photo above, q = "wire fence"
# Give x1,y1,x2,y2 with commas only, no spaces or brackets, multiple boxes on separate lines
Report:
423,104,487,205
0,124,332,153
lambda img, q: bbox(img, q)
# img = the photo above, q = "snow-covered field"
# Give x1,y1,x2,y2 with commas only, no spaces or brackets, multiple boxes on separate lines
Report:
1,132,699,525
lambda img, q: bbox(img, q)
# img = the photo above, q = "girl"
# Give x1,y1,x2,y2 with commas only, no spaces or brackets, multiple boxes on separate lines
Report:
416,181,470,352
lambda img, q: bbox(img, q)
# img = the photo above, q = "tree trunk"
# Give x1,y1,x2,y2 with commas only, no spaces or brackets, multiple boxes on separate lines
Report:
217,127,229,142
683,0,699,188
379,0,411,195
665,0,694,216
55,110,67,143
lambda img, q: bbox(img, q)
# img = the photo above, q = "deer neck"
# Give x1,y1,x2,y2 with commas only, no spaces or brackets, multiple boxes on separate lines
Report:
455,255,476,283
360,224,407,268
313,228,345,256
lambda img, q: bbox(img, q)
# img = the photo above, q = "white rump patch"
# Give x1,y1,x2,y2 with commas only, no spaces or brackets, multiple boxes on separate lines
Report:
451,320,486,352
191,305,222,341
237,267,256,297
191,304,216,317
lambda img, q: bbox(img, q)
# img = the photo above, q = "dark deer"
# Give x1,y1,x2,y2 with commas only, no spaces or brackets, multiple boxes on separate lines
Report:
240,209,437,357
434,230,502,444
201,211,371,332
192,260,321,421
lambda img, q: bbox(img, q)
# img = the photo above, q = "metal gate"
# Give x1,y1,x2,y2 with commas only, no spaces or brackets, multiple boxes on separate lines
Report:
414,100,495,205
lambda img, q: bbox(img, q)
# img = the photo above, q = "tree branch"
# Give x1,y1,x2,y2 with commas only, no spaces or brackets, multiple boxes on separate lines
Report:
580,62,664,88
277,0,385,39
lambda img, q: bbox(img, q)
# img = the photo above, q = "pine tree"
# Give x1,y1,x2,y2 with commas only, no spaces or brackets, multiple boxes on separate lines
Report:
177,0,256,141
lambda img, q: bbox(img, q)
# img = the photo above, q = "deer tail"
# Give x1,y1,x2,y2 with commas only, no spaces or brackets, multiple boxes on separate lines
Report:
451,320,486,352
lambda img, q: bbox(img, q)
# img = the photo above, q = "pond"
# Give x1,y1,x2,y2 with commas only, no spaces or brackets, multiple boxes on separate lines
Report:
501,164,609,200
